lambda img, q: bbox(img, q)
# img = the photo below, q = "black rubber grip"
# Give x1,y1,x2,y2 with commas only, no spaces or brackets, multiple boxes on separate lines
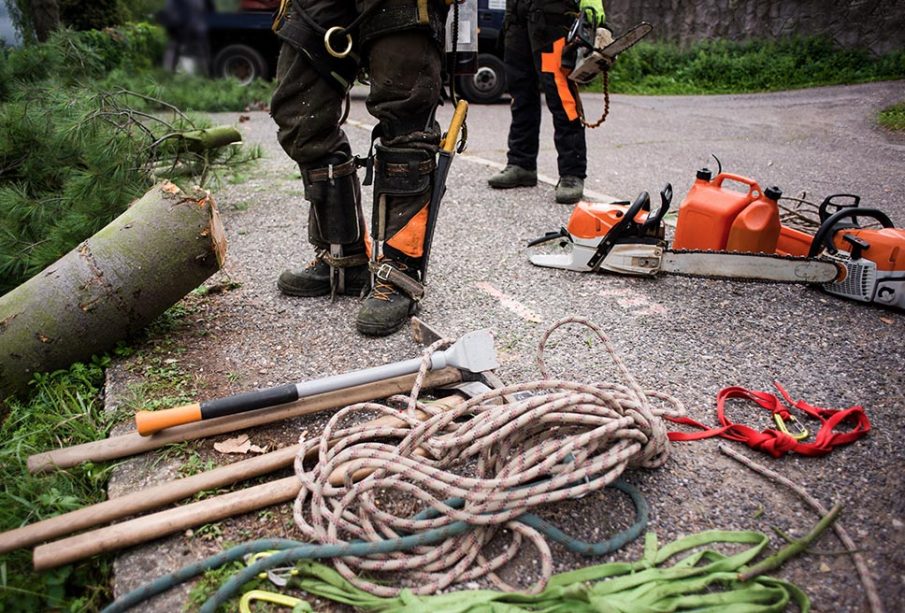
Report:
199,384,300,420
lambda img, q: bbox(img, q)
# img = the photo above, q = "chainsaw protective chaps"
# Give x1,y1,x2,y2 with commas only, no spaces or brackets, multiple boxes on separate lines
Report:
302,157,366,248
371,145,435,263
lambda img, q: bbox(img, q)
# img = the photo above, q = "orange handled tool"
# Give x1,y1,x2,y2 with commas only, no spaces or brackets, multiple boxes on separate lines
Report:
135,329,498,436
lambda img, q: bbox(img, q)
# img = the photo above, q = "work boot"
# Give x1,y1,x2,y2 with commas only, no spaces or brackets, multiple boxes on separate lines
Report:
555,176,584,204
278,256,370,297
488,165,537,189
356,261,419,337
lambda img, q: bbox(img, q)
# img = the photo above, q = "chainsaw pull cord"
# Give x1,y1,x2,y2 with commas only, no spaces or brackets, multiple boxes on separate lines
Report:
665,382,871,459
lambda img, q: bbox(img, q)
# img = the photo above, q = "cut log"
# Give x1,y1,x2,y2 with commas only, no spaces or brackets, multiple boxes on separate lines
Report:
0,182,227,399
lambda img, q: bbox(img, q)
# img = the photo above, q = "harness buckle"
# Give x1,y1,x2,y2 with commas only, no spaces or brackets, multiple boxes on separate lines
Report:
773,413,809,441
375,263,394,282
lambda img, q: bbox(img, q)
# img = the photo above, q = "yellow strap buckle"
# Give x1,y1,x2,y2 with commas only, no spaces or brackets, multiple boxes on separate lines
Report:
239,590,309,613
774,413,809,441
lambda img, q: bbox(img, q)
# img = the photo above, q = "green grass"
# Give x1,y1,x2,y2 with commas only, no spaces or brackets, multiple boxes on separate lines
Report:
878,101,905,131
596,36,905,95
0,359,117,612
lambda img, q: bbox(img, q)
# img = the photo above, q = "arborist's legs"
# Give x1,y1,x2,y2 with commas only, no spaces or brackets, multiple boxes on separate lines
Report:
270,0,448,336
357,30,445,336
490,13,587,203
271,40,370,299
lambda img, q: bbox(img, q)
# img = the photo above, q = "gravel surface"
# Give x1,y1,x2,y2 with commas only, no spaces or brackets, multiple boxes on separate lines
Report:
108,81,904,611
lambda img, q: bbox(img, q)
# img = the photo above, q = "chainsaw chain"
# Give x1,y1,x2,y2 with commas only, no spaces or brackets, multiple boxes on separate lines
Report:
580,66,610,129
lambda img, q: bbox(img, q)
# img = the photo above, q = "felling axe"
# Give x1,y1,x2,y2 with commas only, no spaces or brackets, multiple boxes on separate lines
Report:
135,329,498,435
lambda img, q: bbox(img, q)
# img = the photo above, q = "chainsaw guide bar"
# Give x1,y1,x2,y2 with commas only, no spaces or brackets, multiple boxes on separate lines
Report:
660,250,841,284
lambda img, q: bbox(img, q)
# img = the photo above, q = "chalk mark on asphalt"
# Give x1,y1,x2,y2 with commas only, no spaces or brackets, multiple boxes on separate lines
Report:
475,282,543,323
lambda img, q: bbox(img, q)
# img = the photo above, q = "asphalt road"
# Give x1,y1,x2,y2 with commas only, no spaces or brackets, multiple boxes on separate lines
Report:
109,81,904,610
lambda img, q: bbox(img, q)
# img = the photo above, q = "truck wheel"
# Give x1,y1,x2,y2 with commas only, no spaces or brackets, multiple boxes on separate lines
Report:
457,53,507,104
213,44,268,85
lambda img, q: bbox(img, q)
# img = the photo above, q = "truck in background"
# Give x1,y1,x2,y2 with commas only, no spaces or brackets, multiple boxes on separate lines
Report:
207,0,508,102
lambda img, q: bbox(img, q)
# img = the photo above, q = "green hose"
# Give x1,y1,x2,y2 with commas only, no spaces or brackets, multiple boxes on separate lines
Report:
103,480,648,613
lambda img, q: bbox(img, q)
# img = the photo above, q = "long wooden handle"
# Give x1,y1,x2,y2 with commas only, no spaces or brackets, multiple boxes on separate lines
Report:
28,367,462,473
442,100,468,153
33,477,301,571
0,444,300,555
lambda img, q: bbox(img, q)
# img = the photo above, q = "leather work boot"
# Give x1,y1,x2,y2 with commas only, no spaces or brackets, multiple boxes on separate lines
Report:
278,257,370,297
555,176,584,204
488,165,537,189
356,261,419,337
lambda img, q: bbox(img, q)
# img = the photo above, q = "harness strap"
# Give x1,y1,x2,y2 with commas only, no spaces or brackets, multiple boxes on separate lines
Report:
369,261,425,301
665,382,870,458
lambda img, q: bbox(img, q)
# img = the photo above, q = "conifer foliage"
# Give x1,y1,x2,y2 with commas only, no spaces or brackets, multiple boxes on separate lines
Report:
0,25,255,295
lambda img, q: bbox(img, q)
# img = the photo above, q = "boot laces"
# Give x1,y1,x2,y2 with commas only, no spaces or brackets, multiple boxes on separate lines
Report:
370,260,409,302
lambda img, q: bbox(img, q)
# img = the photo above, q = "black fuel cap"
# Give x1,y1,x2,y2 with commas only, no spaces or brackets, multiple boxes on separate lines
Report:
765,186,782,201
696,168,712,181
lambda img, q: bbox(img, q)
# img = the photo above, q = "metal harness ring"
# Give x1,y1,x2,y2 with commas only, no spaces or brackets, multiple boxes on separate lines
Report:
324,26,353,59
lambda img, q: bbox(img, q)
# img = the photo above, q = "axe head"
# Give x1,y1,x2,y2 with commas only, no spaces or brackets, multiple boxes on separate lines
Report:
441,329,498,373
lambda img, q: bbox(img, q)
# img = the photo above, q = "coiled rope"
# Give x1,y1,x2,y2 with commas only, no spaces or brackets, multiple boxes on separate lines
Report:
103,316,683,612
289,316,682,596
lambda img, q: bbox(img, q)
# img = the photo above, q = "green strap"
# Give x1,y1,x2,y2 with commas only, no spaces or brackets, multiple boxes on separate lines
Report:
282,530,810,613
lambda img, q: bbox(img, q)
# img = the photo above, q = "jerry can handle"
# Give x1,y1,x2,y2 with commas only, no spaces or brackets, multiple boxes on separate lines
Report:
713,173,762,196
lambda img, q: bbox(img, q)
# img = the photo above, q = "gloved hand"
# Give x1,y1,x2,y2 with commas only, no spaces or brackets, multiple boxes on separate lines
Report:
579,0,606,26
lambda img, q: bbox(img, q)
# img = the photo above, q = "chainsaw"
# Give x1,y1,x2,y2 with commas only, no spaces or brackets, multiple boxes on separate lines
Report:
528,183,905,311
563,11,652,85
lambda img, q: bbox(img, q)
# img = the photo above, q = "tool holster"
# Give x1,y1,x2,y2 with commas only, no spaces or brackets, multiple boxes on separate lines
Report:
301,156,369,294
370,144,436,298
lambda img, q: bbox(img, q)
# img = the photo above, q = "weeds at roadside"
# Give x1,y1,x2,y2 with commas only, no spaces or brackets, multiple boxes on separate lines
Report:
878,102,905,131
600,36,905,95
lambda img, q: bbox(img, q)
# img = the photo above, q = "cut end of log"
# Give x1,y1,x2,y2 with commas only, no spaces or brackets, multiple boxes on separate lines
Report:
207,193,228,268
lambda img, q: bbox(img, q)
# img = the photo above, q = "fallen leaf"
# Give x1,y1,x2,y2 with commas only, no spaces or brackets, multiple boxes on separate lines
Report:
819,562,831,572
214,434,266,454
880,317,893,325
238,114,251,123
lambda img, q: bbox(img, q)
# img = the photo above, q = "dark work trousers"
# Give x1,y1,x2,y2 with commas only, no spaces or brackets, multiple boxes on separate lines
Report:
270,0,448,263
504,3,587,179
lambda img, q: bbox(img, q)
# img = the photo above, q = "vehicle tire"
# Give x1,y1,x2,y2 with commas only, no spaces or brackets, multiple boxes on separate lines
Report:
213,44,269,85
457,53,507,104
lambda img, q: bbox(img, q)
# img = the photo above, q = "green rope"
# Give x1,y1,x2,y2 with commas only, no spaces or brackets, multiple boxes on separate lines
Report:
280,530,811,613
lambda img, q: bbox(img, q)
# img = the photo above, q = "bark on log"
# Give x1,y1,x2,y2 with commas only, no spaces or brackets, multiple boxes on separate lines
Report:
0,182,227,399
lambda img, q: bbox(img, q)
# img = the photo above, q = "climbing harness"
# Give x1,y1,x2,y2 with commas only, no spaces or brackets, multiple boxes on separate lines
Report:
666,382,871,458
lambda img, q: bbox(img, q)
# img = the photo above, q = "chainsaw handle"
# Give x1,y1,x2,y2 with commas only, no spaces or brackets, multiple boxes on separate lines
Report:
587,191,649,270
808,208,894,258
818,193,861,223
713,173,762,197
642,183,672,231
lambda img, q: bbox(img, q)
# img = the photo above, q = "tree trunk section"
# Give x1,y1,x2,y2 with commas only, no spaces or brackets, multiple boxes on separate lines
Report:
0,182,227,400
30,0,60,43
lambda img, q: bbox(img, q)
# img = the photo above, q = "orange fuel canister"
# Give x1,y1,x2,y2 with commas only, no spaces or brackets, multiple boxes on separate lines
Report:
726,186,782,254
672,169,763,251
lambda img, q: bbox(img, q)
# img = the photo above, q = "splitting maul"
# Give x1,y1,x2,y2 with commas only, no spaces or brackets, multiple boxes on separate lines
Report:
134,328,498,435
528,184,905,310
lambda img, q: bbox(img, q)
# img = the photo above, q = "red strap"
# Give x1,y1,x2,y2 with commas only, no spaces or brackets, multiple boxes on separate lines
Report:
665,382,870,458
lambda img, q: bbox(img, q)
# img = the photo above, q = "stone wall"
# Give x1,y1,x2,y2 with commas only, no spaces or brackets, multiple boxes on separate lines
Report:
604,0,905,55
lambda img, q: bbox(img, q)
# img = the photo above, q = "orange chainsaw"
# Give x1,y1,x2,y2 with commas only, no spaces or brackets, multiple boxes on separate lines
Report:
528,177,905,311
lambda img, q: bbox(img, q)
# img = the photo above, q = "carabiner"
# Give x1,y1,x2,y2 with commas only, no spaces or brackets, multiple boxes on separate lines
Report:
239,590,310,613
774,413,809,441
